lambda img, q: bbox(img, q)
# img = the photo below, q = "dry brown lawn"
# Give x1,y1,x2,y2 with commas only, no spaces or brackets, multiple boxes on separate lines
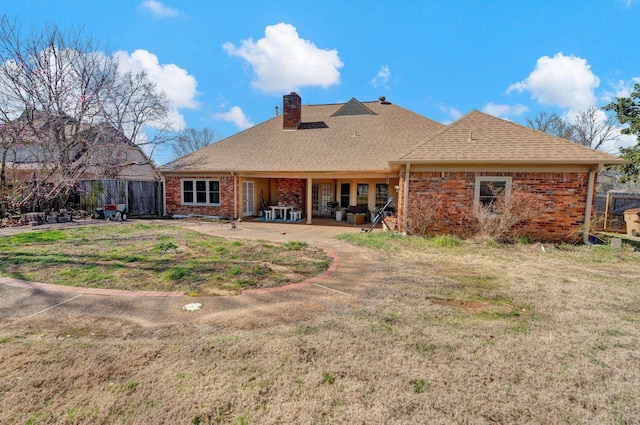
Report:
1,232,640,424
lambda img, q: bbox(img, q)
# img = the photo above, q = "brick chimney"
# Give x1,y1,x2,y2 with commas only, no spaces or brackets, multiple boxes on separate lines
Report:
282,92,301,130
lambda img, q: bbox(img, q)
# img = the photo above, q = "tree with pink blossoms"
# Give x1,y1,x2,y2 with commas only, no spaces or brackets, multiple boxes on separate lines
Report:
0,17,172,215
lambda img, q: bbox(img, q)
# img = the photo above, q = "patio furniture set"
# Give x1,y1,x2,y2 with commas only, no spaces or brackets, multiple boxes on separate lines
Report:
264,205,303,222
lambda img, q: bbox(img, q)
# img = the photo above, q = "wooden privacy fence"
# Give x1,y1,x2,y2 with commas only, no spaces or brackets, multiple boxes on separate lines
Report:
594,192,640,231
78,180,163,217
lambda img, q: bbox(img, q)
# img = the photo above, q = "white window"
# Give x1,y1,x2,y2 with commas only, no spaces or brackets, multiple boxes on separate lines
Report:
375,183,389,207
182,179,220,205
474,176,512,207
356,183,369,206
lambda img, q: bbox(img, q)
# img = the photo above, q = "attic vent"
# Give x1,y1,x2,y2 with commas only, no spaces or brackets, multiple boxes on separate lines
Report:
331,98,377,117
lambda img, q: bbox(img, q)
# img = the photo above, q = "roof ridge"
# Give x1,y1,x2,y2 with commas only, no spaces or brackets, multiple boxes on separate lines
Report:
395,111,474,160
466,109,621,156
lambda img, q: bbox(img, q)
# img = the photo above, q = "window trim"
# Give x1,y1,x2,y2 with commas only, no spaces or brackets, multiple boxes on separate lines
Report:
474,176,512,207
181,178,221,206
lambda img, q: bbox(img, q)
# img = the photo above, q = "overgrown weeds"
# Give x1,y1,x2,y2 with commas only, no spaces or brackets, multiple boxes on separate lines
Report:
405,192,449,236
471,186,545,243
0,224,330,294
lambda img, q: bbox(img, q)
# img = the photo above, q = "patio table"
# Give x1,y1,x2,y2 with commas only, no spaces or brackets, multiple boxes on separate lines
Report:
270,205,291,221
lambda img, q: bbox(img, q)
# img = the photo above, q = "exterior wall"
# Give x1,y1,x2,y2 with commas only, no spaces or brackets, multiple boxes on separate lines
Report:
164,175,235,219
115,147,157,181
277,178,306,210
398,170,593,243
253,178,271,214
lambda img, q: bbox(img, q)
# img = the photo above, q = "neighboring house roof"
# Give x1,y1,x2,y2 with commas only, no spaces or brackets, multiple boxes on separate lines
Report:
1,110,157,181
3,143,158,182
161,98,446,173
395,110,626,166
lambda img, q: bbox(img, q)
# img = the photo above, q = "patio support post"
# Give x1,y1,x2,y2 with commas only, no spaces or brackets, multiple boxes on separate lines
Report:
350,180,357,205
231,172,238,220
160,174,167,216
306,177,313,224
583,164,602,244
402,163,411,236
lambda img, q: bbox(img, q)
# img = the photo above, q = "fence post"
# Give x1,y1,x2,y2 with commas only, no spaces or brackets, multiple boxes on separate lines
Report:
604,191,612,231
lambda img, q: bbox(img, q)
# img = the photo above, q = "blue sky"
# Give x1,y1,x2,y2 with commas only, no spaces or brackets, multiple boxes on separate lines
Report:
2,0,639,165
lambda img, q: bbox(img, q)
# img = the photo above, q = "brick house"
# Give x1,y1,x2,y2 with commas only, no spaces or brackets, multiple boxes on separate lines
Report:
1,112,158,213
160,93,625,242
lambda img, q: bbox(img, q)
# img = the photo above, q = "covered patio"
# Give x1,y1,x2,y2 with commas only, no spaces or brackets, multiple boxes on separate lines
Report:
234,174,399,225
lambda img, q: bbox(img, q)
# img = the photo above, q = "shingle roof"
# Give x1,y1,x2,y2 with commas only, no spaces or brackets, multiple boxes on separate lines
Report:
162,104,625,174
396,110,626,165
161,100,445,173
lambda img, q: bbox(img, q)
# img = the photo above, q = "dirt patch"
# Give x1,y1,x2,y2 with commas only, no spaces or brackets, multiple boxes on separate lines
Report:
428,297,519,315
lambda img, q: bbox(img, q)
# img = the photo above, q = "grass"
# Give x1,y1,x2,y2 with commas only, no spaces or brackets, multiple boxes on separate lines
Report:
1,228,640,424
0,223,330,294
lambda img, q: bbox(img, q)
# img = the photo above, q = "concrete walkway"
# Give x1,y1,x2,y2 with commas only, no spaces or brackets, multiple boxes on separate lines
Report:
0,219,388,329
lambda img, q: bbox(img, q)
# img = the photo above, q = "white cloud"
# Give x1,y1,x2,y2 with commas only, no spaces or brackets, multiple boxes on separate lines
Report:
602,77,640,102
214,106,254,130
507,53,599,113
439,105,462,122
483,102,529,118
114,49,199,130
371,66,391,89
601,132,636,156
140,0,180,18
222,23,343,94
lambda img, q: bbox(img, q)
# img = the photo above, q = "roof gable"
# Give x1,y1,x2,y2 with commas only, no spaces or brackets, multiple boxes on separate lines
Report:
397,110,626,165
331,98,377,117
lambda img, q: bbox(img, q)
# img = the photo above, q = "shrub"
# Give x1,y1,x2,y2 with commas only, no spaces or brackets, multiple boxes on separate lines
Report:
405,192,449,236
472,187,544,243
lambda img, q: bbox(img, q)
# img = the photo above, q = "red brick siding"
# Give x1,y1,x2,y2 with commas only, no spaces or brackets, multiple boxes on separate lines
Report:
283,92,301,130
277,178,305,210
398,171,593,243
165,175,235,219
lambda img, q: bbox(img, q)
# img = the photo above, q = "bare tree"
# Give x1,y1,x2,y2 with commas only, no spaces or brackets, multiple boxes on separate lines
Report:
525,111,574,140
524,108,619,151
171,127,218,158
572,106,619,151
0,17,172,212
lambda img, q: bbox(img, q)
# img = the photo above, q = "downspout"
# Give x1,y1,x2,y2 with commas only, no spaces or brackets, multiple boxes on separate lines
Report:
231,172,237,220
583,164,602,244
402,162,411,236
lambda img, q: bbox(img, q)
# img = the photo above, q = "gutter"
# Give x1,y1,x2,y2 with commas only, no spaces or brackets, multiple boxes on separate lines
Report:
388,158,628,166
583,164,603,245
